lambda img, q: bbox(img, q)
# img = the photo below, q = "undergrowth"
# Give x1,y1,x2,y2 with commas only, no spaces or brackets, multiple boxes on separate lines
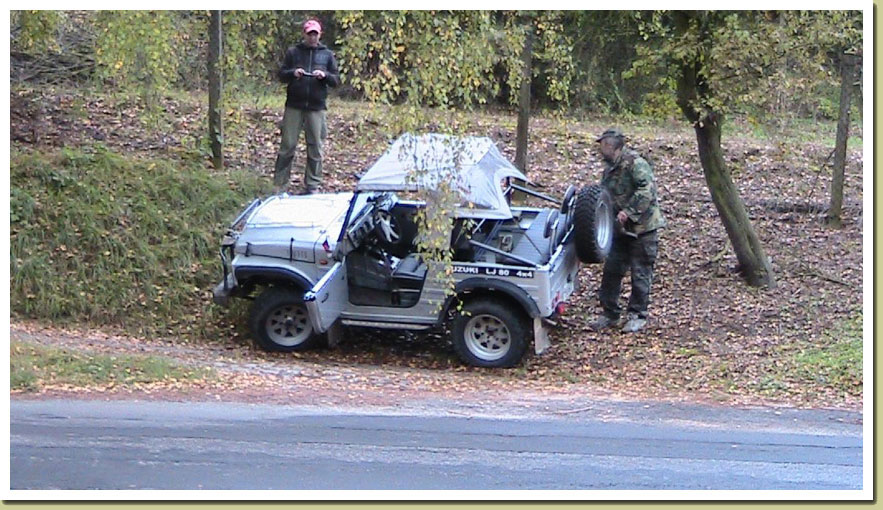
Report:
790,312,863,395
755,311,863,400
10,145,272,339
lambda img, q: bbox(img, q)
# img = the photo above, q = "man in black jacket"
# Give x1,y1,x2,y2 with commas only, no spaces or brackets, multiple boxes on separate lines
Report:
273,19,340,193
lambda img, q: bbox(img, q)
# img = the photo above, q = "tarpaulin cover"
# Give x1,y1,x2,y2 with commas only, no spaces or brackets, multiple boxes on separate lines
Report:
357,133,528,219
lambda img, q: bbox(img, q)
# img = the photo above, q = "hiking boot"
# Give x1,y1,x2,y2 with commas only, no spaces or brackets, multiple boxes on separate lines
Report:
591,315,621,331
622,314,647,333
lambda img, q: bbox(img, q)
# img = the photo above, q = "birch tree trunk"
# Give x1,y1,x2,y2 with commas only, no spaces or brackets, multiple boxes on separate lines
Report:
208,11,223,170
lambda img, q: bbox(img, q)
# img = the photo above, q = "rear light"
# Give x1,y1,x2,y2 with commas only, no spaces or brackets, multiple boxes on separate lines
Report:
555,302,567,315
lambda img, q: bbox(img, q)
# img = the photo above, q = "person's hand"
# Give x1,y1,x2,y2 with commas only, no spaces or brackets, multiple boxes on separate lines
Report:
313,69,326,80
294,68,305,78
617,210,629,225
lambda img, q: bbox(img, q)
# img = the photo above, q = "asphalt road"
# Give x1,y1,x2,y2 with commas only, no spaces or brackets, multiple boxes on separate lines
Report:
9,399,863,492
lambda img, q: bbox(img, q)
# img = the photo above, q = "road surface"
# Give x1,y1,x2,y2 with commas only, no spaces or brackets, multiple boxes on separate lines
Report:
9,398,863,492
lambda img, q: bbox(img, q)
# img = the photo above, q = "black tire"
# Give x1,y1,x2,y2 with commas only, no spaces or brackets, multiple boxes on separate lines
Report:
560,184,577,235
573,184,614,263
450,298,530,368
249,287,323,352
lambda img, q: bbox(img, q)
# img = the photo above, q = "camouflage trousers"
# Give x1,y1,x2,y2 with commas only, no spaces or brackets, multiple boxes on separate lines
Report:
599,229,659,320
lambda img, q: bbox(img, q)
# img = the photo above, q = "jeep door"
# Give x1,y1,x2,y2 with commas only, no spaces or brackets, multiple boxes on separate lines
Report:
303,261,348,333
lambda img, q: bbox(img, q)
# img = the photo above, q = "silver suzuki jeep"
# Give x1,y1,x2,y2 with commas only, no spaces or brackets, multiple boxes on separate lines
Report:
212,134,612,367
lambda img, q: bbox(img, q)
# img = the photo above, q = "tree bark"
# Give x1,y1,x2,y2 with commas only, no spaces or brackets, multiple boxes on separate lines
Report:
827,53,856,228
208,11,223,170
695,113,776,288
514,28,533,173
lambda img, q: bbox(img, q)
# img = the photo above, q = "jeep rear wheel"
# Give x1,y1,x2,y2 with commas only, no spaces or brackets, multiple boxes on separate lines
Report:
573,184,614,263
249,287,322,352
451,298,529,368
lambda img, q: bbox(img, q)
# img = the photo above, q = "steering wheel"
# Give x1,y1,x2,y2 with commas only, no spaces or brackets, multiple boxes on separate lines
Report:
374,210,401,245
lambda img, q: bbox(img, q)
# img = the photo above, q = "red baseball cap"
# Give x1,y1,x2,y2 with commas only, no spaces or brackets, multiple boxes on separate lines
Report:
303,20,322,34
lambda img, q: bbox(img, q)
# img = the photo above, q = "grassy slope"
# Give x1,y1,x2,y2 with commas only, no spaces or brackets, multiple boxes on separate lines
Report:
11,145,271,338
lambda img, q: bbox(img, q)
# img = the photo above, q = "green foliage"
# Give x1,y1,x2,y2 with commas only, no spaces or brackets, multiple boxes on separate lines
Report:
221,10,301,97
335,11,578,109
561,12,645,113
403,134,476,308
337,11,498,107
94,11,184,96
498,17,528,106
10,341,216,391
532,12,576,106
12,10,860,127
10,146,272,338
628,11,862,124
640,87,681,120
11,10,62,52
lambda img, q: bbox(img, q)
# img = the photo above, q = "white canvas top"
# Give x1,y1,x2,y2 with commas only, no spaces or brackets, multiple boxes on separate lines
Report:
357,133,528,220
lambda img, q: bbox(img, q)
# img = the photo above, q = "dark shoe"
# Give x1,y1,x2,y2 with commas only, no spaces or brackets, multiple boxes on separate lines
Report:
298,188,315,196
622,314,647,333
591,315,621,331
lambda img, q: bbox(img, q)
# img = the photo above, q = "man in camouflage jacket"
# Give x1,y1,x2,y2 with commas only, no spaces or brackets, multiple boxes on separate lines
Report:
593,129,665,333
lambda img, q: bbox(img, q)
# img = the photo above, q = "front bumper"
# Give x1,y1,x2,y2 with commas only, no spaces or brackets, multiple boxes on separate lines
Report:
212,273,236,307
212,239,237,307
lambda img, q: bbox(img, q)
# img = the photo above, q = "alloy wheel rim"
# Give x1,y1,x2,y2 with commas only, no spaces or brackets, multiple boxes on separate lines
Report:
597,201,613,250
464,314,511,361
265,303,311,346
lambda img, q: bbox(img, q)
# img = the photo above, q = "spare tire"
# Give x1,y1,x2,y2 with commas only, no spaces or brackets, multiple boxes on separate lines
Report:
573,184,614,263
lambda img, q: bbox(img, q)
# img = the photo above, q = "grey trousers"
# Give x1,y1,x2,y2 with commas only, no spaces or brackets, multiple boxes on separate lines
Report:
273,107,327,190
599,229,659,320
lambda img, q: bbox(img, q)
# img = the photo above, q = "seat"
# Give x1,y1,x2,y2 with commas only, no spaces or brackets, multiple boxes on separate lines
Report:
392,254,427,288
509,209,553,264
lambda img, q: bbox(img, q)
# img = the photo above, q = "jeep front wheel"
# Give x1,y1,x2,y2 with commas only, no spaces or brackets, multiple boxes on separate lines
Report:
249,287,322,352
451,298,529,368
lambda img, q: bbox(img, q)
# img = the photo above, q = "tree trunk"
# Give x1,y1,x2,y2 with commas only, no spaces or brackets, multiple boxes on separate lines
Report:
672,11,775,289
514,28,533,173
695,113,776,288
827,53,856,228
208,11,223,170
